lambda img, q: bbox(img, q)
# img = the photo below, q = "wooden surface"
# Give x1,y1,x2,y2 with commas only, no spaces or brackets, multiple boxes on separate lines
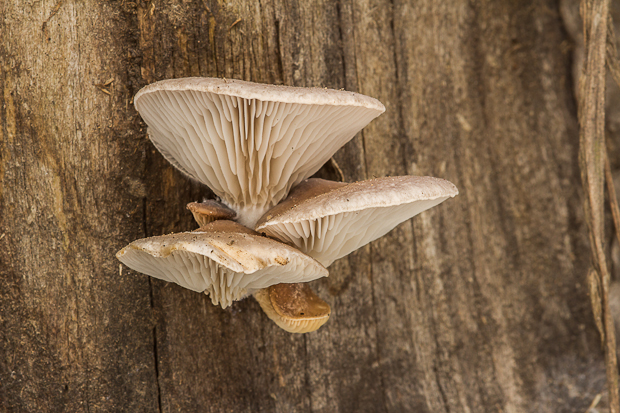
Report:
0,0,608,411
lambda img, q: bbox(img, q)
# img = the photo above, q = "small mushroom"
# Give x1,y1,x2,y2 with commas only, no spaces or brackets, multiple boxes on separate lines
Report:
254,283,331,333
186,200,237,227
134,77,385,227
116,220,328,308
255,176,458,267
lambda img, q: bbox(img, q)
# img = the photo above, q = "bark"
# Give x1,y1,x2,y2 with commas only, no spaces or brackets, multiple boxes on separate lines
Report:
0,0,607,412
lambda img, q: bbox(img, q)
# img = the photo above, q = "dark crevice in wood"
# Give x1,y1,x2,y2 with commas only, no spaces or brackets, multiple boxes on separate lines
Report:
142,197,148,238
144,195,162,412
147,268,162,412
558,1,581,120
273,16,284,85
366,243,390,413
151,320,163,413
335,0,346,89
388,0,409,176
484,149,522,272
360,131,370,179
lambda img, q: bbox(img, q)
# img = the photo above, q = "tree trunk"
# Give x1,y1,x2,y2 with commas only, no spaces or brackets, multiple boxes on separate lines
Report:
0,0,606,411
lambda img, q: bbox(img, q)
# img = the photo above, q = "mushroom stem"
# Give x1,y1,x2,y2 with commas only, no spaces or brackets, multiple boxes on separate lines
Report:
231,204,272,228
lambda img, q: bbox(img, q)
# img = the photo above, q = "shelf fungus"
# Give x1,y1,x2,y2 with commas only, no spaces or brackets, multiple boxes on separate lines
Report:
134,77,385,227
116,221,327,309
255,176,459,267
118,77,458,334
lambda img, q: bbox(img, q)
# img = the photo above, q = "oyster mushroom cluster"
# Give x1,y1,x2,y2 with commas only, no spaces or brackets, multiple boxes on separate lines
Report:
117,78,458,333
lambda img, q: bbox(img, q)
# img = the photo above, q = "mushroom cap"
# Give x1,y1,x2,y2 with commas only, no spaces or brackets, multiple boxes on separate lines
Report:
134,77,385,227
116,220,328,308
254,283,331,333
255,176,458,267
186,200,237,227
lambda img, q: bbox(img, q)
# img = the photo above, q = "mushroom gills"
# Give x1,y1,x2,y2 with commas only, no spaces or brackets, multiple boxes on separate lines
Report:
116,221,328,309
256,176,458,267
119,249,249,307
135,78,385,227
266,200,445,266
254,283,331,333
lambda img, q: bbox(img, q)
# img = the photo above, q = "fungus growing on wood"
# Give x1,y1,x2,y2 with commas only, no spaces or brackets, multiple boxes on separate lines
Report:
255,176,459,267
116,220,327,308
254,283,331,333
134,77,385,227
120,77,457,334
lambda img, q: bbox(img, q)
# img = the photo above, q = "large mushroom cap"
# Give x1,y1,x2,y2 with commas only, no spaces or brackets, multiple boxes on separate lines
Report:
254,283,331,333
255,176,458,267
134,77,385,227
116,220,328,308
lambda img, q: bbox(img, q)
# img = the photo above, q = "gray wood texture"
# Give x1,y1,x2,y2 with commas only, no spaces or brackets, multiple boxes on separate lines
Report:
0,0,608,411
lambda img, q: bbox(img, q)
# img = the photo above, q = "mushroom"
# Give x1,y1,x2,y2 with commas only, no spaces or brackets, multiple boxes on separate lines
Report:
255,176,458,267
183,196,331,333
186,200,237,227
254,282,331,333
134,77,385,227
116,220,328,308
122,77,458,334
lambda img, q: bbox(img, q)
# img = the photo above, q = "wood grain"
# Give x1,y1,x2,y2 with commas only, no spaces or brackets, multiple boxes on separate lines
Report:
0,0,607,411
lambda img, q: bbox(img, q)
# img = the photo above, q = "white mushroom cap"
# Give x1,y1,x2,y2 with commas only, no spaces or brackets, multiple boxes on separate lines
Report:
116,220,328,308
255,176,458,267
254,283,331,333
134,78,385,227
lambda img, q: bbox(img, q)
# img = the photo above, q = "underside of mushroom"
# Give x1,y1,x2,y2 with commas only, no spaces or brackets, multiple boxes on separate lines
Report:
256,176,459,267
116,220,327,308
134,77,385,227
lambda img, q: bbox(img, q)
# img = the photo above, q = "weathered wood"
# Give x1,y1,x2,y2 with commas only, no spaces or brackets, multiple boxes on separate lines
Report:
0,1,158,411
0,0,608,412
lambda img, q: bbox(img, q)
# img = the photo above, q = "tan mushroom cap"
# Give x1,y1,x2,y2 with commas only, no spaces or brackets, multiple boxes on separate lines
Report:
134,77,385,227
116,220,328,308
255,176,458,267
187,200,237,227
254,283,331,333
